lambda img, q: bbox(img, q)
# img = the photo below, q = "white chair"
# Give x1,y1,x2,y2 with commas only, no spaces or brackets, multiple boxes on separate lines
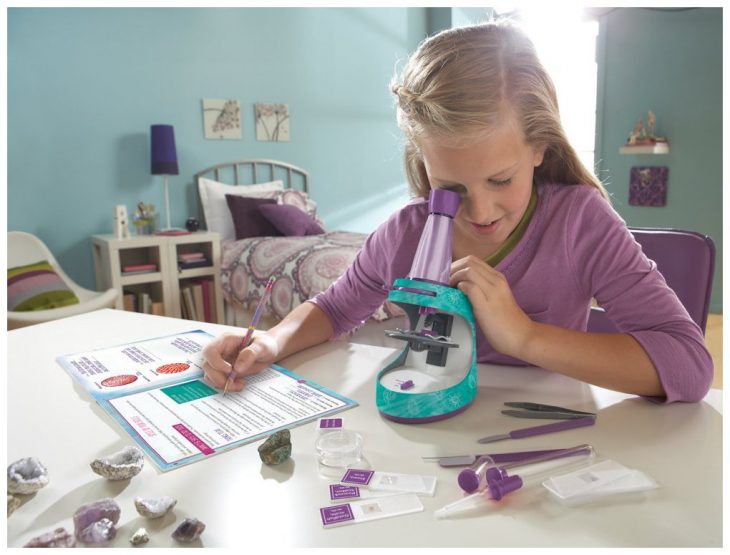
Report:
8,231,118,330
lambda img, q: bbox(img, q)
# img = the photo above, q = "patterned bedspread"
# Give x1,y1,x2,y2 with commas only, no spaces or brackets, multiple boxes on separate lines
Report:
221,231,400,323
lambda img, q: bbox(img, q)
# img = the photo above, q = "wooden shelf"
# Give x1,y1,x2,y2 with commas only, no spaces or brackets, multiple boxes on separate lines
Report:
619,143,670,155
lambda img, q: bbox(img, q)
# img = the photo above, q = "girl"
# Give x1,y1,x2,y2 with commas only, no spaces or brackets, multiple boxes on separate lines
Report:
203,20,712,403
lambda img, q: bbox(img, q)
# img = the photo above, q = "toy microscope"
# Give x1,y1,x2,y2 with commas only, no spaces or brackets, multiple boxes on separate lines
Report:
376,188,477,423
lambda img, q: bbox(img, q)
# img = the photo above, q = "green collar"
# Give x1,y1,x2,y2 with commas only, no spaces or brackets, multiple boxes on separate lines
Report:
485,186,538,267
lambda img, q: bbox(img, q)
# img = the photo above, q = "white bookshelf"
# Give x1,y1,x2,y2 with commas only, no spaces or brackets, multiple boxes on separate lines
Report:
91,231,224,323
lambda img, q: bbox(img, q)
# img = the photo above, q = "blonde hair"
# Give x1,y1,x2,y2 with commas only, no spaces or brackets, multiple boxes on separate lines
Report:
392,20,608,200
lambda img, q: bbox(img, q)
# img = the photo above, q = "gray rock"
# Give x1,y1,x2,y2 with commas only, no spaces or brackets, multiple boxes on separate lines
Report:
257,429,292,465
23,527,76,548
8,494,21,516
90,445,144,480
129,527,150,546
134,495,177,518
7,457,49,495
172,518,206,543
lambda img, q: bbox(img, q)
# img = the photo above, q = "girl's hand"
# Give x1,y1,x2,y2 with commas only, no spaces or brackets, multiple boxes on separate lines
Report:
201,332,279,393
449,255,534,358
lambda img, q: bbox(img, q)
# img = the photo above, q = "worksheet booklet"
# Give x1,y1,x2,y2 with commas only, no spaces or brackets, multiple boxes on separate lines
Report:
56,330,357,471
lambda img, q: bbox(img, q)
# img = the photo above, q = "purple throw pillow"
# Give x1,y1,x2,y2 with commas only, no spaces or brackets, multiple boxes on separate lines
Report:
225,195,283,239
258,203,326,237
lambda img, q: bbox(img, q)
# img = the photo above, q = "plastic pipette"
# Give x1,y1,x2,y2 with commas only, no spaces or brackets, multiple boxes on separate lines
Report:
434,444,597,520
457,443,596,493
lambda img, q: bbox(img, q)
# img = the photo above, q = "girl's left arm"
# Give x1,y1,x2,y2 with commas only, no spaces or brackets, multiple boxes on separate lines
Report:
451,258,666,397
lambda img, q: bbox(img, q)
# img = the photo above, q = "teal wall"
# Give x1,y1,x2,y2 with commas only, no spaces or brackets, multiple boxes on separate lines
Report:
8,8,426,289
596,8,723,312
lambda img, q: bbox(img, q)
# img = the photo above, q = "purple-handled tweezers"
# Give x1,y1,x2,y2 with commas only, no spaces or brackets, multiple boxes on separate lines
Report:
477,416,596,444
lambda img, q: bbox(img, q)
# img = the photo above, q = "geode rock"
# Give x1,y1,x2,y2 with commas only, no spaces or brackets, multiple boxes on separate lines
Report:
8,494,21,516
257,429,292,465
129,527,150,546
172,518,206,543
23,527,76,548
73,498,121,540
134,495,177,518
77,518,117,545
90,445,145,480
7,457,49,494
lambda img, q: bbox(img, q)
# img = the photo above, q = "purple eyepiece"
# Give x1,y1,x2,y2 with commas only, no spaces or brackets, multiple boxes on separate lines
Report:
457,468,481,493
486,466,507,483
429,188,460,218
487,475,523,501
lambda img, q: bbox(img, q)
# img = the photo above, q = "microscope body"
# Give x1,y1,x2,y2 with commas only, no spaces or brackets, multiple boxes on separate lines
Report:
376,189,478,423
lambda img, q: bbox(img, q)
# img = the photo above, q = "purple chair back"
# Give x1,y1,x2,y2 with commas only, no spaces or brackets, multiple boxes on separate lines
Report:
588,227,715,334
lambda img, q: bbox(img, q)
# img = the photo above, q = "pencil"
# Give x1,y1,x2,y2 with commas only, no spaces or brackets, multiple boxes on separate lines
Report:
223,276,276,396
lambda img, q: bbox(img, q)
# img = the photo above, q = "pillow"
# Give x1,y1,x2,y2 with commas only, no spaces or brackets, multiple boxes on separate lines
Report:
225,195,283,239
8,260,80,311
259,203,325,236
276,189,326,228
198,177,284,241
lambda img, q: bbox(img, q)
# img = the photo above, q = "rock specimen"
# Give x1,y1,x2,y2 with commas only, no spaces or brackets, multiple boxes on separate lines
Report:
8,494,21,516
23,527,76,548
73,498,121,543
257,429,292,465
172,518,206,543
90,445,145,480
7,457,49,494
129,527,150,546
77,518,117,545
134,495,177,518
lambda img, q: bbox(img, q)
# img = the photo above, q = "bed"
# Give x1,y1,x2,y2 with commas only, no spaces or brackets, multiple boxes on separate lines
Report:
193,159,402,329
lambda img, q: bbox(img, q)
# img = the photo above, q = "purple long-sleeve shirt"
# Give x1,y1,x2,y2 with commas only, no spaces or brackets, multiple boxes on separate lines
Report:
311,183,713,403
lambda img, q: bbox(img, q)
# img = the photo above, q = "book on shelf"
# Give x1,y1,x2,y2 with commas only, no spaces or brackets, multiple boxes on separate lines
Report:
123,292,136,312
200,279,212,322
191,283,205,323
137,291,152,314
177,252,205,262
122,263,157,274
181,286,197,320
151,301,164,316
178,259,211,270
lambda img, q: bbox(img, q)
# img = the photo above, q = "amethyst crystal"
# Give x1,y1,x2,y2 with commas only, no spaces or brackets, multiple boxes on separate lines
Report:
257,429,292,465
73,498,120,539
172,518,206,543
23,527,76,548
77,518,117,545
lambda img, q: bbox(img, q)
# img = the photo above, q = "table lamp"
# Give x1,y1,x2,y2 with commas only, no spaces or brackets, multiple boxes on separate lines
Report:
150,124,179,231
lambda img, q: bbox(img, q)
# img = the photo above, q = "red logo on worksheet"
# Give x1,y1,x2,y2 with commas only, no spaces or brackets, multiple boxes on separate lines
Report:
101,374,138,387
157,362,190,374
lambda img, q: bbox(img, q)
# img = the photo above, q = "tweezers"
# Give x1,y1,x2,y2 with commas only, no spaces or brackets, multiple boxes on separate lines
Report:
501,401,596,420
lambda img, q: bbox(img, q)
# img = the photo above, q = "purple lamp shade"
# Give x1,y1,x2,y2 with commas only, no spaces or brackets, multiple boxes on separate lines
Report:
150,124,179,175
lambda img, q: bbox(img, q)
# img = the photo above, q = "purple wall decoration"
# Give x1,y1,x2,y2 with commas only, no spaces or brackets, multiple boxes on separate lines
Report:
629,166,669,207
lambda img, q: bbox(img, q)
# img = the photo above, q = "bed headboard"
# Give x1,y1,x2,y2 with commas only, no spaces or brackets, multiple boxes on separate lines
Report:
193,159,310,229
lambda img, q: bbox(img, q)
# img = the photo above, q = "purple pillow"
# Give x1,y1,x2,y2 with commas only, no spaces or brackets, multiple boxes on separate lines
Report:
258,203,326,236
225,195,283,239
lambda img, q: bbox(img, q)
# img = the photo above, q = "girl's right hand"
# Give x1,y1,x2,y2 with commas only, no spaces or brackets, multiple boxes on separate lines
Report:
201,332,279,393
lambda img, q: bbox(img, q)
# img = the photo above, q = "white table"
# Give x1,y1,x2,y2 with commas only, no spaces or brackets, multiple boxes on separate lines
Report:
6,309,723,547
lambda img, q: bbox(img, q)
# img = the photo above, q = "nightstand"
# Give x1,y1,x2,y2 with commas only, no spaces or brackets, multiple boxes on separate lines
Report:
91,231,224,323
